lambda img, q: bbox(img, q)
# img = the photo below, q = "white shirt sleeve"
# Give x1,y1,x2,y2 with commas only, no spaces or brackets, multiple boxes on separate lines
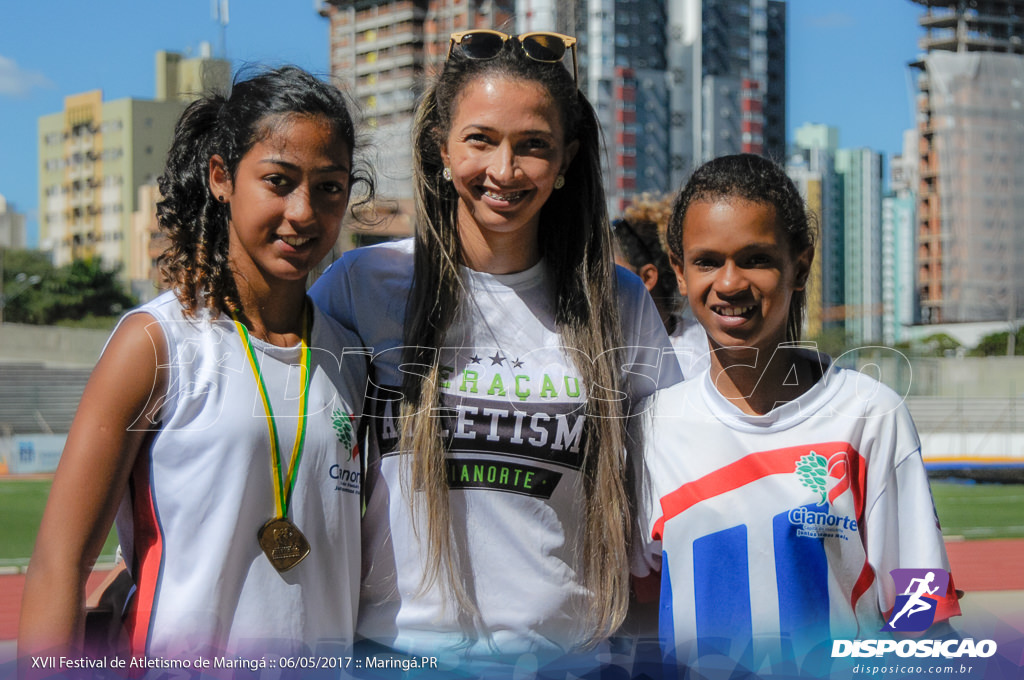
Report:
630,402,667,578
615,267,684,406
863,401,952,616
310,257,359,332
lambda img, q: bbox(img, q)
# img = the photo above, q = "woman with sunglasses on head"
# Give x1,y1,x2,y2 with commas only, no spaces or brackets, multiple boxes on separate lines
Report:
311,29,679,673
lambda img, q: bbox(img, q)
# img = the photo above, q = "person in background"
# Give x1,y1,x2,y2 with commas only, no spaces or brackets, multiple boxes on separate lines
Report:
613,193,709,377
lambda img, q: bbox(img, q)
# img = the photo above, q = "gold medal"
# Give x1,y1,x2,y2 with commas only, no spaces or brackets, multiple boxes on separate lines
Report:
258,517,311,572
234,305,314,573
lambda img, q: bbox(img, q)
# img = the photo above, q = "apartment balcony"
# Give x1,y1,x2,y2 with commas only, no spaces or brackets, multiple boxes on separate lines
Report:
355,21,422,48
916,199,941,225
363,97,416,118
355,46,420,72
355,53,419,77
358,82,418,104
358,68,418,92
920,32,1024,54
918,272,940,290
917,98,934,124
356,43,419,69
69,137,94,155
356,32,422,53
918,224,943,245
920,32,957,52
354,2,424,33
919,11,959,30
919,138,933,160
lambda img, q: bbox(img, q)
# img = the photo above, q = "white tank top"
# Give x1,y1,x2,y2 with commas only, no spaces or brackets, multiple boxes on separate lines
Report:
113,292,366,658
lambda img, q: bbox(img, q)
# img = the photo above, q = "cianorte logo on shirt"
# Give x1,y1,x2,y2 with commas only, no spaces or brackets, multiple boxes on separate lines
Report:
789,451,858,541
328,408,360,494
331,408,357,460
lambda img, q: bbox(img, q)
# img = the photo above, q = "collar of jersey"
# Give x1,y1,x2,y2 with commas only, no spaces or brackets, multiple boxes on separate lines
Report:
699,348,842,433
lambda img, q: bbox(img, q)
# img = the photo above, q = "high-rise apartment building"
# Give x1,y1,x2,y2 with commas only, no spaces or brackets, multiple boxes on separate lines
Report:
318,0,516,248
319,0,514,200
881,129,920,345
38,47,229,296
882,194,917,345
835,148,883,345
788,123,844,339
785,157,825,339
790,125,886,346
762,0,786,162
0,195,27,250
579,0,786,211
910,0,1024,324
131,183,166,300
664,0,786,192
578,0,670,210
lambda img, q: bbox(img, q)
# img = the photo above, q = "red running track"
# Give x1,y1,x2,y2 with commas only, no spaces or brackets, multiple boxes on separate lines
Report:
1,569,110,642
2,539,1023,641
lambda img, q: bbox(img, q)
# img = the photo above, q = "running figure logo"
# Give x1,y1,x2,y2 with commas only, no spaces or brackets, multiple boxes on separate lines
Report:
882,568,951,632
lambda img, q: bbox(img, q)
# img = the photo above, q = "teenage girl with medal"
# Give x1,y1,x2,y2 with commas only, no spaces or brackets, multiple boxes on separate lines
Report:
20,67,372,660
311,30,680,672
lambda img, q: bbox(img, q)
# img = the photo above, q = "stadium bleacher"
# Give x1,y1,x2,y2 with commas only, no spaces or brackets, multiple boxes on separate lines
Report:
0,362,91,436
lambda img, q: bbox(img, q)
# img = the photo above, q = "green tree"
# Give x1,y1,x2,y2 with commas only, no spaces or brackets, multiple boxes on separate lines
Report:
806,327,849,358
47,258,136,324
0,249,51,324
1,249,136,325
915,333,962,357
969,328,1024,357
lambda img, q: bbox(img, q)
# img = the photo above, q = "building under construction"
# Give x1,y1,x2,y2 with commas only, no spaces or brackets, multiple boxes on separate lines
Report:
911,0,1024,324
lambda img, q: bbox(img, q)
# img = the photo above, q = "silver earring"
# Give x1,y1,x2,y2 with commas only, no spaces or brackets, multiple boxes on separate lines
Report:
442,167,452,181
554,175,565,190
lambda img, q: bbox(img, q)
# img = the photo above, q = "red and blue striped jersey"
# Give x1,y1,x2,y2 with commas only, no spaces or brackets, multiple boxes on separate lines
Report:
637,351,959,667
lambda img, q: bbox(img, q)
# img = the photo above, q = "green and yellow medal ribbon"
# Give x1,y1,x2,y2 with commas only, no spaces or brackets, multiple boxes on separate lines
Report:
232,307,312,520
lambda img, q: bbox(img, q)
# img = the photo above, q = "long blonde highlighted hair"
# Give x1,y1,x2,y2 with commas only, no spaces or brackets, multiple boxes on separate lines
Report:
399,40,633,645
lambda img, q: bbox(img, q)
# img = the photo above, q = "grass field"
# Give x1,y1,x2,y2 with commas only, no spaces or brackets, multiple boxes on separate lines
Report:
0,479,1021,562
931,479,1024,540
0,479,118,564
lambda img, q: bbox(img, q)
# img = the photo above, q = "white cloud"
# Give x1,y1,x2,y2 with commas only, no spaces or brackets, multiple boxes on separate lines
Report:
806,12,856,29
0,55,53,98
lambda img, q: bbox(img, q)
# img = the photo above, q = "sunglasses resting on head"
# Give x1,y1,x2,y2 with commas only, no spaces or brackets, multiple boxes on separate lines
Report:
446,30,579,86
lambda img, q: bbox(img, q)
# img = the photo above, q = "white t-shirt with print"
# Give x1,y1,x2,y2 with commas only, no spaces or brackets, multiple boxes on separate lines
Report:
311,238,680,665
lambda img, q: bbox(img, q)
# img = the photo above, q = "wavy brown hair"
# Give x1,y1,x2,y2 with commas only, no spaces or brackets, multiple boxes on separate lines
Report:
156,66,373,316
401,39,632,645
614,193,680,329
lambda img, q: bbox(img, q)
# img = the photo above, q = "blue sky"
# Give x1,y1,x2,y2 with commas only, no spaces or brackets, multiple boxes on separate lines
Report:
0,0,924,246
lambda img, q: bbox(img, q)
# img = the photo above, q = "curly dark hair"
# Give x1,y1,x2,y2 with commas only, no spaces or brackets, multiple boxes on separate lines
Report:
612,217,680,326
156,65,373,316
666,153,816,342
